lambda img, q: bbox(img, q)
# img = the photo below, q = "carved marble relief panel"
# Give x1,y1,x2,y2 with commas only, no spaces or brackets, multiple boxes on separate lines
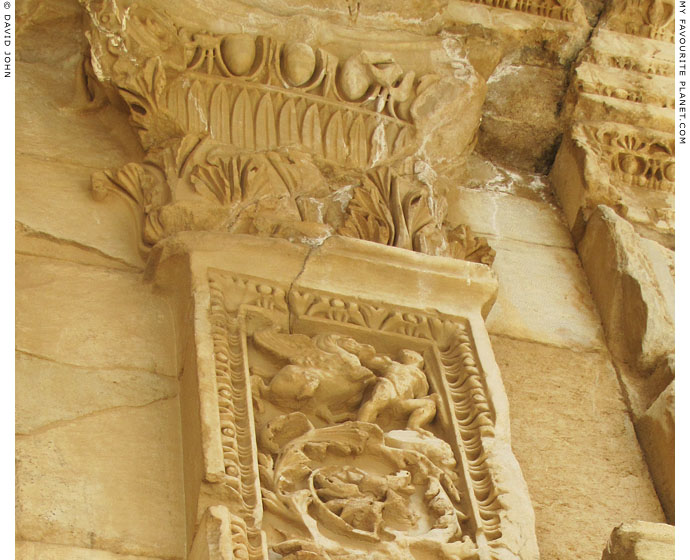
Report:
204,274,509,559
151,235,537,560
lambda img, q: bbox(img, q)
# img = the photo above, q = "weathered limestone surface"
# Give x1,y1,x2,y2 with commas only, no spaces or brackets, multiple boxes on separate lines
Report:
478,63,567,172
578,205,674,373
15,0,674,558
446,187,574,249
16,10,187,549
16,156,145,269
16,351,178,434
16,256,175,374
485,237,606,350
636,382,675,523
602,521,675,560
493,336,666,560
15,256,186,558
548,0,675,526
16,398,185,558
16,541,166,560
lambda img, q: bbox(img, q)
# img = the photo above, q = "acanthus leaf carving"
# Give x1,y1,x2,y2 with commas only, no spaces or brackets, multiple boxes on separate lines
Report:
338,168,496,265
81,0,495,266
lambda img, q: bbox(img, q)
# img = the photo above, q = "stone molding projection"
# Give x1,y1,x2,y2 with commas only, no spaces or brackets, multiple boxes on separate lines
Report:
149,234,537,560
549,0,675,526
81,0,495,265
75,0,544,558
552,0,675,247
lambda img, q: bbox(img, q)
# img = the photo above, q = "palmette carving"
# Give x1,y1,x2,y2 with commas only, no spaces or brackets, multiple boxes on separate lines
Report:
601,0,675,42
577,122,675,194
93,139,495,263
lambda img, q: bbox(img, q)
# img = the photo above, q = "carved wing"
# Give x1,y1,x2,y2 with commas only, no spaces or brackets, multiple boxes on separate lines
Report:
253,328,338,369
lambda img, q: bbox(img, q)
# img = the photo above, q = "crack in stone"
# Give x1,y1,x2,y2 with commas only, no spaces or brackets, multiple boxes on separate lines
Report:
16,394,179,438
286,244,317,335
15,348,176,380
489,331,608,355
16,221,143,272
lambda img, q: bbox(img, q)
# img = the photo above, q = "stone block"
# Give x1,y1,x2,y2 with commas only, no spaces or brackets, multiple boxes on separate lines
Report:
16,59,142,169
16,541,165,560
577,206,674,372
602,521,674,560
485,237,606,350
16,255,175,374
16,351,178,435
636,381,675,523
478,64,567,172
492,336,666,560
16,399,186,558
446,187,573,248
16,156,145,269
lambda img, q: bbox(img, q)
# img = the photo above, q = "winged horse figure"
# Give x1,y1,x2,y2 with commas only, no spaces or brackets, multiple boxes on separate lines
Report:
251,328,378,423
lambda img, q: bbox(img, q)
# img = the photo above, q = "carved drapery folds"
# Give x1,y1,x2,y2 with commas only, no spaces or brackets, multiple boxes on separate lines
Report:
80,0,494,265
150,235,537,560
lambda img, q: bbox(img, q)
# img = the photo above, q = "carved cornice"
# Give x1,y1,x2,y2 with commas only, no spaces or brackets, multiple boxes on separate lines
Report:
576,122,675,194
579,49,674,78
460,0,586,23
551,119,674,240
600,0,675,42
